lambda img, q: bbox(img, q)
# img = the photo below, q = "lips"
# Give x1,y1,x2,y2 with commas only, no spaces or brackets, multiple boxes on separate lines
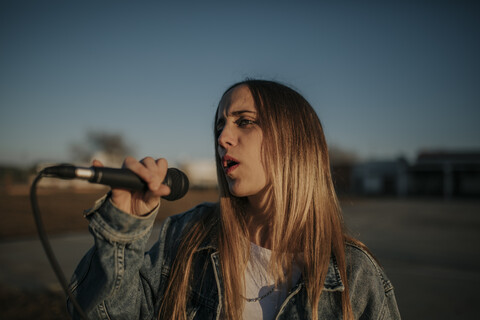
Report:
222,155,240,174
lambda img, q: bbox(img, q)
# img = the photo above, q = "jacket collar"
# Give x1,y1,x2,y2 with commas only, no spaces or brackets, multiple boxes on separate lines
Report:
196,240,344,292
323,256,345,292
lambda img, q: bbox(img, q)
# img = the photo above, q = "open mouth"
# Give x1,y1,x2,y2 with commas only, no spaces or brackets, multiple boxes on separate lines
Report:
222,155,239,173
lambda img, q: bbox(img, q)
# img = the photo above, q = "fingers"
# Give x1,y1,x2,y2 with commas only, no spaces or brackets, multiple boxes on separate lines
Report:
154,158,172,197
92,159,104,167
109,156,171,216
123,156,171,196
141,157,167,192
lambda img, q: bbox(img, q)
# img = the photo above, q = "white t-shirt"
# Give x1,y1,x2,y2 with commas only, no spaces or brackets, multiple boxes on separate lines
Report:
242,243,302,320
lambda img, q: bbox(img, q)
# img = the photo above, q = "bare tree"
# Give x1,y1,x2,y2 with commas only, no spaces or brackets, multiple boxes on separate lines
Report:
329,145,357,166
70,130,134,167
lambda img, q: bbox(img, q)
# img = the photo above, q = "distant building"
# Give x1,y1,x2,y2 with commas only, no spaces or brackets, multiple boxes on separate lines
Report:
350,151,480,198
351,158,408,196
409,151,480,198
180,160,217,189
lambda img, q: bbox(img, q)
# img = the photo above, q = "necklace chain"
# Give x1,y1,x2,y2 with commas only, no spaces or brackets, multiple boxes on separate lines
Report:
242,286,275,302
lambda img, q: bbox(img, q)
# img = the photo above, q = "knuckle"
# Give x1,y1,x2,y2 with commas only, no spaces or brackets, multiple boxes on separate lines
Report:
143,156,154,162
124,156,137,166
157,158,168,167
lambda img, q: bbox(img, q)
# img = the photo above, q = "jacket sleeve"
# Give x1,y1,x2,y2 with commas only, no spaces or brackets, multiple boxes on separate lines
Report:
67,194,171,320
379,287,401,320
346,244,401,320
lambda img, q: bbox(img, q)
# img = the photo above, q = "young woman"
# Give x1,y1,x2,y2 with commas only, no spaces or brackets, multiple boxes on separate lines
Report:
69,80,400,319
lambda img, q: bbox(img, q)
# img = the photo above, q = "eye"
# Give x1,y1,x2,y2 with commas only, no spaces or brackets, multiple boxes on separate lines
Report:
235,118,256,127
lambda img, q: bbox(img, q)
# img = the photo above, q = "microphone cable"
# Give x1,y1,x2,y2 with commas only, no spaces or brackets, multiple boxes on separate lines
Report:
30,168,89,320
30,164,189,319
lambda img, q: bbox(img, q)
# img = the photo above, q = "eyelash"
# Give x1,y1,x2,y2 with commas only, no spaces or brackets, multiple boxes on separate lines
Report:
235,118,256,127
215,118,257,137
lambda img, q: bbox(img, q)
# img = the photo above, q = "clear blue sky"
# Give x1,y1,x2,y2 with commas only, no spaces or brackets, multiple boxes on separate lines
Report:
1,0,479,167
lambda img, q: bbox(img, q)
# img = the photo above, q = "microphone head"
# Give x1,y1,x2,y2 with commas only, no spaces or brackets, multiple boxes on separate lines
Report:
162,168,189,201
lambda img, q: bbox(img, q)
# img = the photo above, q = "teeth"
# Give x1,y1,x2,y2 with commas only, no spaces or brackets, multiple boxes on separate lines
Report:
222,156,238,169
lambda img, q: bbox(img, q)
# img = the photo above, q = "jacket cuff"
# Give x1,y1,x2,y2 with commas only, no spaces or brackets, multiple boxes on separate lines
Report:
84,193,159,242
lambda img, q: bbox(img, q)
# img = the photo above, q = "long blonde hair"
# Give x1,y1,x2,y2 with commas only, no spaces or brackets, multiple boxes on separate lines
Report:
159,80,354,319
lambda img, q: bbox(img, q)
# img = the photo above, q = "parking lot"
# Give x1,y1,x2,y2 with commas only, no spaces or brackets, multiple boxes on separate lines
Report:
1,195,479,319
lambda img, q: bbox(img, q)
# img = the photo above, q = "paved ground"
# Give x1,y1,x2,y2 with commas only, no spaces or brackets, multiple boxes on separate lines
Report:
1,198,479,319
341,198,480,319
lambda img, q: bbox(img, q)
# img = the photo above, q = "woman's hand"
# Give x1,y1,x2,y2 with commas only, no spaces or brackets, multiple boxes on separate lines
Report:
92,157,171,216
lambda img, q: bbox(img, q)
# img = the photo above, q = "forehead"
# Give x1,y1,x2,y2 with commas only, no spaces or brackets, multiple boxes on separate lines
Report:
217,85,256,120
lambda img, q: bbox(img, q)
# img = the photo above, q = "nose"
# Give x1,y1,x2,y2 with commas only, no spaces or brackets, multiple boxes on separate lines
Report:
217,123,236,150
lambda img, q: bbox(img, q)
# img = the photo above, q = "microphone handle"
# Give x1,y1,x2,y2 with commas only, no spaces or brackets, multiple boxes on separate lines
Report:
89,167,147,190
42,165,188,200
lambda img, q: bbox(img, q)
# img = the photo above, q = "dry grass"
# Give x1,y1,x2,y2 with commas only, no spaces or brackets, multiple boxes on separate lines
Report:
0,285,68,320
0,187,219,319
0,187,219,239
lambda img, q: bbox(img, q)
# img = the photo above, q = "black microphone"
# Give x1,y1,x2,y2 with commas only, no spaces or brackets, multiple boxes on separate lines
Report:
42,164,189,201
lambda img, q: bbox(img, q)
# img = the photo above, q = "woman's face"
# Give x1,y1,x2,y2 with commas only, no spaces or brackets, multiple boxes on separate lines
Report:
216,85,269,198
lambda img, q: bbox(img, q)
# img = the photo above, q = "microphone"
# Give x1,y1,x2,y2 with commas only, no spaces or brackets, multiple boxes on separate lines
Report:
42,164,189,201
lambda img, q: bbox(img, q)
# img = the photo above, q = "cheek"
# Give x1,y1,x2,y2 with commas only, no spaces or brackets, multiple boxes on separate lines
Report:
248,159,268,191
252,133,264,165
255,145,266,178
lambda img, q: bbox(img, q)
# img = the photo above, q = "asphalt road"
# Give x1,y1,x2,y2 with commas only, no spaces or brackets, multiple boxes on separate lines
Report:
341,198,480,320
1,198,479,319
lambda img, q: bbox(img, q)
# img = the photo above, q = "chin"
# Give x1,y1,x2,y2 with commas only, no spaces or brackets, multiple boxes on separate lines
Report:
228,187,245,198
227,183,249,198
228,184,264,199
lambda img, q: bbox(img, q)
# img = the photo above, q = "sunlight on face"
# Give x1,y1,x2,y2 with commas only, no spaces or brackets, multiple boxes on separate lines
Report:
216,85,268,198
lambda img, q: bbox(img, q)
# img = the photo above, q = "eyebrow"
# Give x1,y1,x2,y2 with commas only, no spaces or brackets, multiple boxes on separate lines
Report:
228,110,257,117
216,110,257,126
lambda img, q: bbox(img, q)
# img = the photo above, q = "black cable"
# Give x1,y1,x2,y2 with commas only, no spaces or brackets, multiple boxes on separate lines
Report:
30,170,89,320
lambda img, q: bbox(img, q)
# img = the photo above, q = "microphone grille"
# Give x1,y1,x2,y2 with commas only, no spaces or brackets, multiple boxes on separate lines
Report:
162,168,189,201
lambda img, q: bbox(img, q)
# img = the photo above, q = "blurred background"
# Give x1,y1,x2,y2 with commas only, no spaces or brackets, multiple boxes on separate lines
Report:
0,0,479,319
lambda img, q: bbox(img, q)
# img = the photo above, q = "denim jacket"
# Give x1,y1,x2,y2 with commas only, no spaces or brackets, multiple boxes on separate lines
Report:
68,195,401,319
